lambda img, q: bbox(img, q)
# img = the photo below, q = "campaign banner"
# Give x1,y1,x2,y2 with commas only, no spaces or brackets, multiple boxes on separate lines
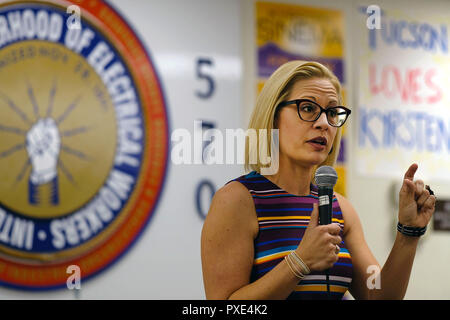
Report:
256,1,348,195
356,4,450,180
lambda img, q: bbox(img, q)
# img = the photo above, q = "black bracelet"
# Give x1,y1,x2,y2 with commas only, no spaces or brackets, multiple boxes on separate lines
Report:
397,222,427,237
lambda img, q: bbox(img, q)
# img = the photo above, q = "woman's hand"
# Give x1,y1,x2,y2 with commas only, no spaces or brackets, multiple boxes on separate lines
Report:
398,163,436,228
295,203,342,271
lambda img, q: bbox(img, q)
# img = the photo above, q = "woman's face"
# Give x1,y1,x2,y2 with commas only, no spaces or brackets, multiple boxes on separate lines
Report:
276,77,339,167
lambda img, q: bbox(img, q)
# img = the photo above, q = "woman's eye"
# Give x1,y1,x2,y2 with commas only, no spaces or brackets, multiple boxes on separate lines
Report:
301,105,316,113
328,109,338,117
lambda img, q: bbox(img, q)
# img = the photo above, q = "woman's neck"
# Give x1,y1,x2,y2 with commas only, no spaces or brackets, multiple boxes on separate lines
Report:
263,160,314,196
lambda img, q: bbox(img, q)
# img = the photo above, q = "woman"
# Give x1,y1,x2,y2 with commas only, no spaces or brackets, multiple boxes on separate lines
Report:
201,61,435,300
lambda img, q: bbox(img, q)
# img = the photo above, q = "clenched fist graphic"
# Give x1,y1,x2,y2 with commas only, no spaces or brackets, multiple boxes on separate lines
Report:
26,118,61,205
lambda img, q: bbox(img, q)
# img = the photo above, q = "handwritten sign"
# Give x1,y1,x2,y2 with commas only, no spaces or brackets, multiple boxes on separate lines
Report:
356,6,450,179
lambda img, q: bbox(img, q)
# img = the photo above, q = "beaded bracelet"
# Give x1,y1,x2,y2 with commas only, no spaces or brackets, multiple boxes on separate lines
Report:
397,222,427,237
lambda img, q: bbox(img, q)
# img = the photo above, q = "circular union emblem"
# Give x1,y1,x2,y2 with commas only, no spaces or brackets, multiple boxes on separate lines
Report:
0,0,168,289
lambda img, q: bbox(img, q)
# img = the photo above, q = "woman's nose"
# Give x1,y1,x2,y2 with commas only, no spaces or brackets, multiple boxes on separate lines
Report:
313,111,329,129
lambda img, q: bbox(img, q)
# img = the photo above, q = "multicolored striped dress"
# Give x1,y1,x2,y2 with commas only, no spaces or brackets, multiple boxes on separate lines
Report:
232,171,353,300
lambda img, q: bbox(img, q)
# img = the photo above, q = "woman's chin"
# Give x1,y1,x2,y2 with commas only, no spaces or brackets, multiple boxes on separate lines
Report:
294,154,328,167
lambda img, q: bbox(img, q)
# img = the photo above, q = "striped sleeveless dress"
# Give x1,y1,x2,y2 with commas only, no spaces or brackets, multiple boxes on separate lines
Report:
232,171,353,300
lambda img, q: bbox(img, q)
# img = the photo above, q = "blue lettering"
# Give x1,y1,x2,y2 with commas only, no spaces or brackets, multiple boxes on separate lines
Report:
425,117,438,152
359,108,450,154
367,16,448,54
384,111,414,149
383,111,395,147
397,21,408,48
391,111,412,148
413,112,426,152
380,20,395,45
439,25,448,53
408,23,420,49
402,113,416,149
369,28,377,50
359,108,380,148
436,118,450,152
419,23,434,51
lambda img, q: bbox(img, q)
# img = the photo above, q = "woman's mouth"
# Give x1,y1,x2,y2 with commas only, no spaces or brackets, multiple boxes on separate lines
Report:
306,137,327,151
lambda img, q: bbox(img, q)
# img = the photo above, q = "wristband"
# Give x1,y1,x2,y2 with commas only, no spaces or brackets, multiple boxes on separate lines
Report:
397,222,427,237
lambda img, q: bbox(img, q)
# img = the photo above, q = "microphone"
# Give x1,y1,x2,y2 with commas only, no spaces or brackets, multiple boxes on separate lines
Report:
314,165,338,299
315,166,338,226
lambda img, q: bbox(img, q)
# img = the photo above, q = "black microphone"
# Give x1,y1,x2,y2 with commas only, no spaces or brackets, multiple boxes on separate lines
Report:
314,165,338,299
315,166,338,226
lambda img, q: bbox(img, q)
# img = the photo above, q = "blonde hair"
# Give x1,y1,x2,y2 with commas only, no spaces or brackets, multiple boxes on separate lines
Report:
245,60,343,177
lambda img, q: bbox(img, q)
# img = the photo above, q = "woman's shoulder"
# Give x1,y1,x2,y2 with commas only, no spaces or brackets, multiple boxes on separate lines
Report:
334,191,349,206
220,171,262,198
214,178,254,209
204,174,258,234
334,191,360,236
334,192,358,212
225,171,261,185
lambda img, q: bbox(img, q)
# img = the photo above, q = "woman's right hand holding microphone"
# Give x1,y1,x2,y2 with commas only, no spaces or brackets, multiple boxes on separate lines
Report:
295,203,342,272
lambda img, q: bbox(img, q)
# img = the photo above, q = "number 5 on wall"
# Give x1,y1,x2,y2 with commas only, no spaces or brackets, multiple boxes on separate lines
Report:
195,58,215,99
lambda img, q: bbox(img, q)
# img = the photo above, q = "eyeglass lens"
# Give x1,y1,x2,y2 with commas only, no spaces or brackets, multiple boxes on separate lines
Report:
297,100,348,127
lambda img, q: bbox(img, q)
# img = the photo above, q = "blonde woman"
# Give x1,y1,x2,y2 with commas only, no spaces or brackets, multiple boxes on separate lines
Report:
201,61,436,300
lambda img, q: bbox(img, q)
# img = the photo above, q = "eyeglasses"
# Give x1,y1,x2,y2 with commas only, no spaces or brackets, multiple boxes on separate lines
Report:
277,99,351,127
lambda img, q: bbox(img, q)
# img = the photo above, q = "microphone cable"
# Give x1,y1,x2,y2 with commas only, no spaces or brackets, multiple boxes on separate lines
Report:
325,270,331,299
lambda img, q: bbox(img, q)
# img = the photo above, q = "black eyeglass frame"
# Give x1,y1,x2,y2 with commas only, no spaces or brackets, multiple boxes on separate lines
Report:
277,99,351,127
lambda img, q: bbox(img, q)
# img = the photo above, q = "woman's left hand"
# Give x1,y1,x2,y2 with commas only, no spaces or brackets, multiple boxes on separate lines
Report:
398,163,436,228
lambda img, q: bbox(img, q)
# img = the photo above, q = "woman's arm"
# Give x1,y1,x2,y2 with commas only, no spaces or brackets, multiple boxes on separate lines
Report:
337,163,436,300
201,181,342,299
337,193,419,299
201,181,301,299
335,192,378,299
